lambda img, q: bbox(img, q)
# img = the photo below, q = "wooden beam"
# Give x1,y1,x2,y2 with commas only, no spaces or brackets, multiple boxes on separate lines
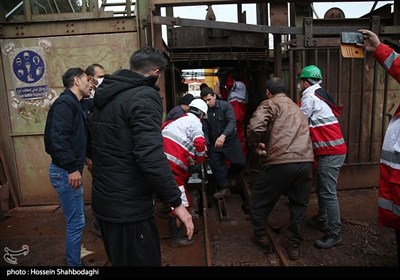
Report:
0,15,136,38
152,15,375,36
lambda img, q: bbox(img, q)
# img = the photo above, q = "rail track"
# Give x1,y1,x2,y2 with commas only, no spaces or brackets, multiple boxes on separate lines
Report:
0,176,394,267
159,164,292,267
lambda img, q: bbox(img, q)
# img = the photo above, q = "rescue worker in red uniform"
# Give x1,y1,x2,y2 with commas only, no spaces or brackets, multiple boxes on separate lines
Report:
162,99,208,247
226,75,248,157
359,29,400,266
299,65,347,249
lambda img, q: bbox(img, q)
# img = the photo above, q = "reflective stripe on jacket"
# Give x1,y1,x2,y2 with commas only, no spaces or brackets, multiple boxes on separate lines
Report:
375,44,400,230
301,84,347,156
374,43,400,83
162,113,206,187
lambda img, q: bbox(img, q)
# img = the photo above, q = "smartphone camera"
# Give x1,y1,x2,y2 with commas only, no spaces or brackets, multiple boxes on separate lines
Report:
341,32,364,44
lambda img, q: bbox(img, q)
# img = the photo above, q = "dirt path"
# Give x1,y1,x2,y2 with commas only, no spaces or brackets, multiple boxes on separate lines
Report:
0,188,397,268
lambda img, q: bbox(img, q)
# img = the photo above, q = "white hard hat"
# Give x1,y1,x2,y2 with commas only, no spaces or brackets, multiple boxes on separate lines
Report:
189,99,208,119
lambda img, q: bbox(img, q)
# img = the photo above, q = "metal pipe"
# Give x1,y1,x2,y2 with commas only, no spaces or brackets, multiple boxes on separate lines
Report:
359,56,366,162
125,0,132,16
94,0,100,16
6,1,23,20
201,163,212,266
346,58,354,161
23,0,31,22
46,0,54,13
53,0,60,13
100,0,107,12
371,59,379,157
68,0,75,13
82,0,87,13
32,0,47,14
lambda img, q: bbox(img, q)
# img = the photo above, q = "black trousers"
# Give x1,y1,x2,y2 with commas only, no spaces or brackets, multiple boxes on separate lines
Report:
250,162,313,246
208,137,246,189
98,216,161,266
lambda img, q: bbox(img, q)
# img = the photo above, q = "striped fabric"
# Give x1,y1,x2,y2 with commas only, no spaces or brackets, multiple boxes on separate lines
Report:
162,113,206,206
301,84,347,156
374,43,400,230
374,43,400,82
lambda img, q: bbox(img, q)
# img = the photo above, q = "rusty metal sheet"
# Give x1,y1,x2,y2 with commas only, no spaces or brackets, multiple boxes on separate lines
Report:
152,16,302,35
0,32,138,205
337,164,379,190
270,3,288,26
12,136,93,205
170,26,266,48
1,16,137,39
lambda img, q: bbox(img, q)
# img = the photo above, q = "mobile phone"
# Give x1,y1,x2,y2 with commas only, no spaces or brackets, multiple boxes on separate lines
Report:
341,32,364,44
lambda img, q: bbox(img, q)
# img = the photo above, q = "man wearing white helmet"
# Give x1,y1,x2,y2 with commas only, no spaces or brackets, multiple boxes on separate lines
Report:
162,99,208,247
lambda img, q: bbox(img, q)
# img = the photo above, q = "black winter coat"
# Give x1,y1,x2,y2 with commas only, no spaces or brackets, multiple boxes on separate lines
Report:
90,69,181,223
44,89,88,174
203,99,237,146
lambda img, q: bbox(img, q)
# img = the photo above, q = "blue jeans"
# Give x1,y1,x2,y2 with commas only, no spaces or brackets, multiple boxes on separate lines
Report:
315,154,346,236
49,163,85,266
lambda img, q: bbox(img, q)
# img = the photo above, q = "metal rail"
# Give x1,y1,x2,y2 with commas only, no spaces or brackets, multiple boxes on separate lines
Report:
199,170,290,266
201,163,213,266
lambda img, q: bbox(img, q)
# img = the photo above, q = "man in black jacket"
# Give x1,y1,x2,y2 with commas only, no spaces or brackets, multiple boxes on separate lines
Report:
90,46,194,266
201,86,246,199
44,67,92,266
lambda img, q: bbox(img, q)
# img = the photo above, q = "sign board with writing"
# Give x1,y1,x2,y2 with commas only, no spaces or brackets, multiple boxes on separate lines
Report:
9,47,48,100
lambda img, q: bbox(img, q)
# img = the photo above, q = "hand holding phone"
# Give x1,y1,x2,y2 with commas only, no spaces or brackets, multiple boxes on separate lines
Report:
340,32,365,59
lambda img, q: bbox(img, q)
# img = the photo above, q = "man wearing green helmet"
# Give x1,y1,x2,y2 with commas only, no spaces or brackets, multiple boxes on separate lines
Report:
298,65,347,249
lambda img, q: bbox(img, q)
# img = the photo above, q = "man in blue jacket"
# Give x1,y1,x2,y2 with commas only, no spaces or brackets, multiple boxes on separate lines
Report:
90,46,194,266
44,67,92,266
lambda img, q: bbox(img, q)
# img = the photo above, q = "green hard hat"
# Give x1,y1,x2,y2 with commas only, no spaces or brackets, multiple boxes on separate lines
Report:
299,65,322,80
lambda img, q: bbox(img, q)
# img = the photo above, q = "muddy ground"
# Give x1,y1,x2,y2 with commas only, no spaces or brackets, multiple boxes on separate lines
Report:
0,188,398,275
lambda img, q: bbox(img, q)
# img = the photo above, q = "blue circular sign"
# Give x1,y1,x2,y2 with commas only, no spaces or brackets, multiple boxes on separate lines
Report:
13,50,45,84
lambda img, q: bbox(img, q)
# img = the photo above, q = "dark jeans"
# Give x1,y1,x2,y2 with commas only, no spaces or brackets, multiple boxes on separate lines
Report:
208,137,246,189
250,162,313,246
98,217,161,266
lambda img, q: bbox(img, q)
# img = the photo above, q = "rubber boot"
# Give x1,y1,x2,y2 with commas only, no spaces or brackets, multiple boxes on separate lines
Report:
169,216,195,247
